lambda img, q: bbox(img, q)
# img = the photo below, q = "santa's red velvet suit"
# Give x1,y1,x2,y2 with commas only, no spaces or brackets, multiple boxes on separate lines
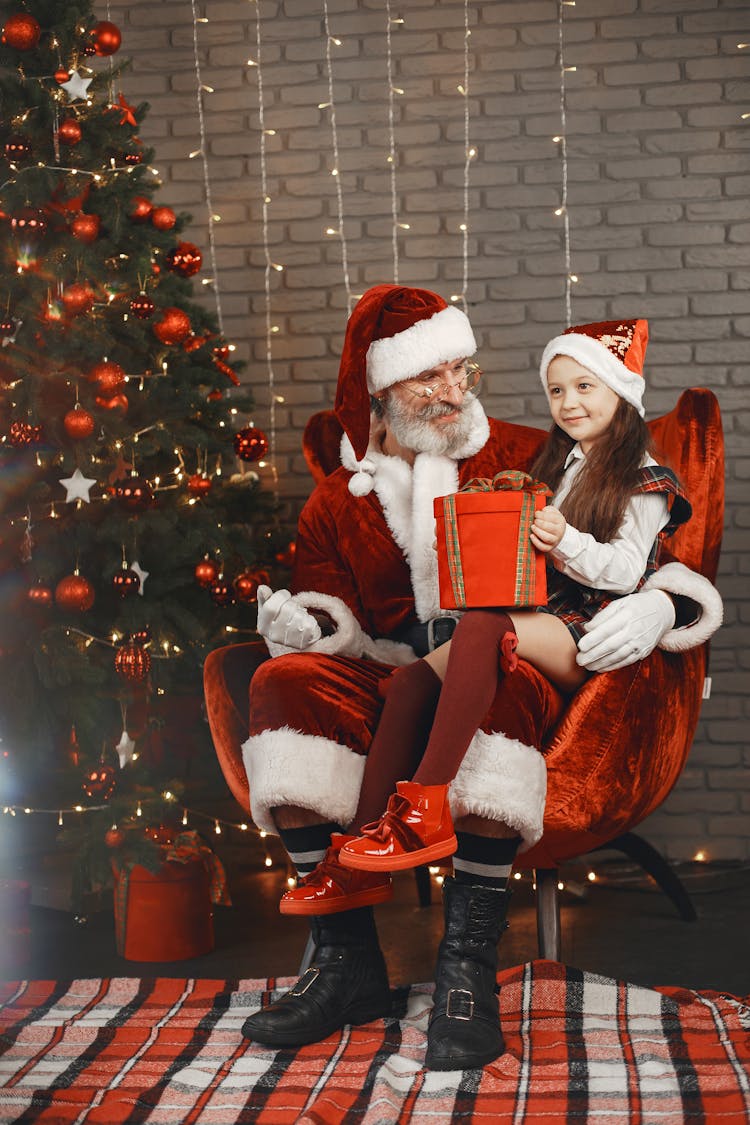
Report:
242,292,717,849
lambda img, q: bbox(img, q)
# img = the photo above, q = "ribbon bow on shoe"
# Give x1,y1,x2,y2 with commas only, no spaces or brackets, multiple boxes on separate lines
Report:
339,782,458,872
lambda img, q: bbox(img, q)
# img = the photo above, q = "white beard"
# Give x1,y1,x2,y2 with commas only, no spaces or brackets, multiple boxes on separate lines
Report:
385,391,483,457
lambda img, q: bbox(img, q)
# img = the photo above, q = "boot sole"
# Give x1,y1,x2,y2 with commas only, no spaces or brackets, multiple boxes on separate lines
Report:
425,1043,504,1071
242,996,392,1047
279,883,393,915
339,836,457,872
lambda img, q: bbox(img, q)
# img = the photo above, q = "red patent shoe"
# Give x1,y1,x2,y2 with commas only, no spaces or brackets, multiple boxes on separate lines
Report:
279,834,393,916
339,782,457,872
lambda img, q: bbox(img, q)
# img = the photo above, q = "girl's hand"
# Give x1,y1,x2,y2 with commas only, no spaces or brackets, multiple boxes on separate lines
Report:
530,505,566,553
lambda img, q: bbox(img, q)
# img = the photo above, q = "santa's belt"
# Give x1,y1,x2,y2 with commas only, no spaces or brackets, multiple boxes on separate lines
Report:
394,617,458,657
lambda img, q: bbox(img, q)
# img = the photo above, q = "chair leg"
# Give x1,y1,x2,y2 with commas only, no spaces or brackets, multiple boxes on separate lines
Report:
535,868,562,961
414,864,432,907
298,932,316,975
591,832,697,922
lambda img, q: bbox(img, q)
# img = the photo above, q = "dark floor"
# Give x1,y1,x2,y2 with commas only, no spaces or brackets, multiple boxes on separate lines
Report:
3,841,750,997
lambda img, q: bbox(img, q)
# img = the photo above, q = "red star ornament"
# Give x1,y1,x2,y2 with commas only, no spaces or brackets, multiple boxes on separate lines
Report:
114,92,137,127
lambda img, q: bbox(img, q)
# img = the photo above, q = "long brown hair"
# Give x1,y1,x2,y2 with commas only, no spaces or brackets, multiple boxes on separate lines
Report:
529,398,654,543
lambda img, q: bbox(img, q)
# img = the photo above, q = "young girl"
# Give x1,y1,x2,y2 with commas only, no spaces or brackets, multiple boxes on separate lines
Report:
281,318,691,911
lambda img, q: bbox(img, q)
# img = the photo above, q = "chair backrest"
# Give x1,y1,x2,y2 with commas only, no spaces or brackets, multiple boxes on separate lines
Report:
302,388,724,581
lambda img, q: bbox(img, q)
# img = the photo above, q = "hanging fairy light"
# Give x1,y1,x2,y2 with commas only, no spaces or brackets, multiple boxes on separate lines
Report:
321,0,354,312
250,0,280,500
385,0,401,281
188,0,225,333
556,0,575,326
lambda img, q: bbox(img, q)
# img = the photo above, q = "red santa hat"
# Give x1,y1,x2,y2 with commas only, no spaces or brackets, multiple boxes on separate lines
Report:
539,318,648,418
334,284,477,459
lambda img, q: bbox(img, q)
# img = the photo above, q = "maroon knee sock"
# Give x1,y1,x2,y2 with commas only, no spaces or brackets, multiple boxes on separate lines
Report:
413,610,517,786
350,660,442,831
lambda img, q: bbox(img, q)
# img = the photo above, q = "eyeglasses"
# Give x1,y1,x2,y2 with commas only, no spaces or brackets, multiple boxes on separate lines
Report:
401,360,482,401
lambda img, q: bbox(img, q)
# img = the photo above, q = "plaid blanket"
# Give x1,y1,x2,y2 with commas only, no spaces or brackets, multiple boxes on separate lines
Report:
1,961,748,1123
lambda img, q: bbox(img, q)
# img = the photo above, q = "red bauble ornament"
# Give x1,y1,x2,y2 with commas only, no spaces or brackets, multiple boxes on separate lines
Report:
183,332,211,354
194,558,219,588
4,134,32,163
54,68,71,84
114,642,151,682
165,241,202,278
209,578,235,607
82,764,117,800
95,392,128,414
61,282,95,316
8,420,42,446
71,213,100,243
105,827,125,848
58,118,82,146
91,20,121,56
111,476,153,511
122,151,143,166
233,568,269,604
129,196,153,223
129,293,154,319
233,426,269,463
112,568,140,597
150,206,176,231
27,584,53,608
90,359,126,395
153,307,191,346
187,473,212,497
275,542,297,567
130,626,151,645
1,13,41,50
63,406,95,440
11,208,47,239
207,389,223,402
55,574,95,612
0,317,16,340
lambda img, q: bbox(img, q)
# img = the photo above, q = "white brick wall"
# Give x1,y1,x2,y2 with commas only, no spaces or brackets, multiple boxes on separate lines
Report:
108,0,750,860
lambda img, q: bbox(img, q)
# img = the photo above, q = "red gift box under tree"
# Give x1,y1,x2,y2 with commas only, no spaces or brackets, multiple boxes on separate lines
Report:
434,470,551,610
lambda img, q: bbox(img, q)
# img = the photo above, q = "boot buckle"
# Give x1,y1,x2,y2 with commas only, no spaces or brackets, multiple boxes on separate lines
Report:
446,988,474,1021
290,967,320,996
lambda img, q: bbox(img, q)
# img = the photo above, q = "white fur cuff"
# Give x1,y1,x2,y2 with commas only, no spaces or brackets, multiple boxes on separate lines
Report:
449,730,547,851
643,562,723,652
242,727,366,833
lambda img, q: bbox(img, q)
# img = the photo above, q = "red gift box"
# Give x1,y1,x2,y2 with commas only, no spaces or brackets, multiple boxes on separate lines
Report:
112,831,229,962
434,470,551,610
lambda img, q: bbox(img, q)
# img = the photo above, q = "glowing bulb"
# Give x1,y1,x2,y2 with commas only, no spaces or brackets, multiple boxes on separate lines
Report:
587,871,597,882
694,850,707,862
554,207,565,216
570,273,579,283
287,876,296,887
557,881,564,891
215,820,222,834
513,871,522,881
264,856,273,867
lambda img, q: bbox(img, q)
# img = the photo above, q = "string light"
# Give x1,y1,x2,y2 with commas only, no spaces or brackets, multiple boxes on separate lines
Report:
189,0,227,337
385,0,401,280
250,0,280,501
459,0,472,312
321,0,354,311
557,0,574,326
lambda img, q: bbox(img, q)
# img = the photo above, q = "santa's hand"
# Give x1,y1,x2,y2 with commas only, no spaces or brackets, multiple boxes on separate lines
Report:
256,586,322,649
576,588,675,672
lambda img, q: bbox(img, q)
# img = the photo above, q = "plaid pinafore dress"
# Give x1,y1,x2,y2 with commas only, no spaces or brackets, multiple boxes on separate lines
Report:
540,465,692,643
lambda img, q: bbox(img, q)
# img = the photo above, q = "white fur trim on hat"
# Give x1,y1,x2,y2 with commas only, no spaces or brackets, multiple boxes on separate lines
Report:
642,562,723,652
366,305,477,393
540,333,646,417
449,729,547,851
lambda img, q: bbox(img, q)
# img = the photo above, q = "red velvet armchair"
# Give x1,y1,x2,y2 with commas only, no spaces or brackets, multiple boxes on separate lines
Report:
204,388,723,960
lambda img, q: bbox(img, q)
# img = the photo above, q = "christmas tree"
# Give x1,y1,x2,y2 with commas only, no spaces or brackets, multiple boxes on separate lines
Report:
0,1,280,859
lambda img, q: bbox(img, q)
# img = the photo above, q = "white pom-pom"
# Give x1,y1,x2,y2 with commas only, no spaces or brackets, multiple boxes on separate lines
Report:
348,471,374,497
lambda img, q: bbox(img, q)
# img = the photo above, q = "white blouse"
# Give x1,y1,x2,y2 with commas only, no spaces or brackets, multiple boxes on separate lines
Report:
549,445,670,595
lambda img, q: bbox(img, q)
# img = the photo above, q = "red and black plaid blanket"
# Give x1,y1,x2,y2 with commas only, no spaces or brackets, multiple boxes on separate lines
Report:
1,961,748,1123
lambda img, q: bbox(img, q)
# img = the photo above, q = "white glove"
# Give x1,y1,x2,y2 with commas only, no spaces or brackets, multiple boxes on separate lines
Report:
256,585,322,650
576,588,675,673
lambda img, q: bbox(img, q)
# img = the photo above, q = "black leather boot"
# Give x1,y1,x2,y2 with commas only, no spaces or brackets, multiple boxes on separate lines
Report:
241,907,391,1047
425,877,511,1070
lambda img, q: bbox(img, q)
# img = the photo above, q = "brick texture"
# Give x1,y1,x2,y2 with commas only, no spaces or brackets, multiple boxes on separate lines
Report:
109,0,749,861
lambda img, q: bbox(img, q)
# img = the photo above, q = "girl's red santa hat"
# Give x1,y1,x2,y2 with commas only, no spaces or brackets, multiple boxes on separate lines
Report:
335,284,477,459
539,318,648,418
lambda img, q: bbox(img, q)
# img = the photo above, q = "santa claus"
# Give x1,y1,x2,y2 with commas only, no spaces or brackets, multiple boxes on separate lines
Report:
238,284,720,1069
